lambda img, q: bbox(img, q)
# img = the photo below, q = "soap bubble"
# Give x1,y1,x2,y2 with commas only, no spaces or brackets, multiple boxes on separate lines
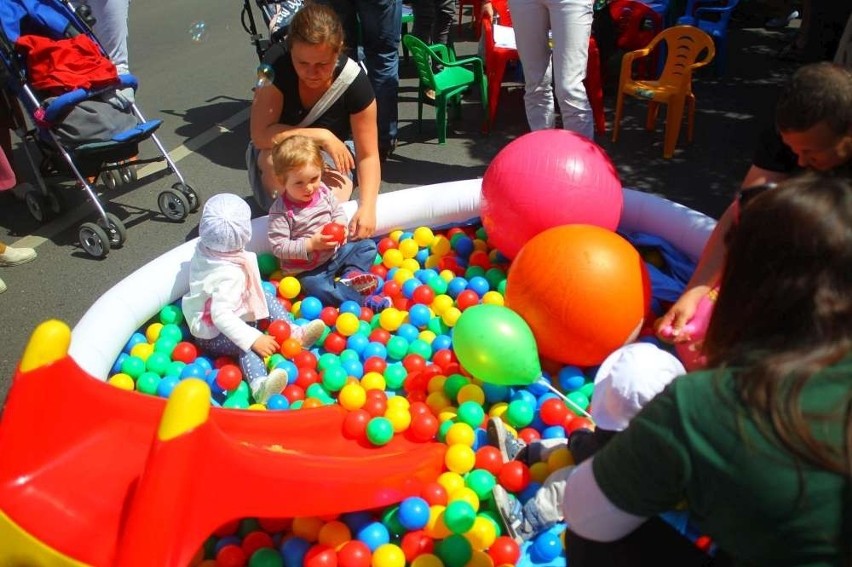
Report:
256,63,275,89
188,20,207,43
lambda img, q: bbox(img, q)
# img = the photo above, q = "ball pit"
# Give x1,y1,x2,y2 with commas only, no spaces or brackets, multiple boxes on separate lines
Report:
2,180,716,567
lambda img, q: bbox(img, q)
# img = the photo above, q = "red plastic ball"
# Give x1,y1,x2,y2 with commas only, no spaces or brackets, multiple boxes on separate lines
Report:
322,222,346,245
474,446,504,476
400,530,434,562
411,285,436,305
377,237,397,255
402,354,427,374
488,536,521,566
421,481,448,506
282,384,305,403
267,319,292,343
369,264,388,280
392,296,410,311
403,371,428,394
408,413,439,442
215,544,246,567
362,393,388,417
323,332,347,355
215,364,242,391
213,356,234,369
320,307,340,327
381,280,402,298
408,401,432,418
342,409,370,440
540,398,570,426
337,540,372,567
518,427,541,445
363,356,388,374
172,341,198,364
359,306,375,321
293,350,318,370
241,530,275,557
468,250,491,270
455,289,481,311
305,544,338,567
431,350,456,373
498,461,532,493
565,416,595,434
368,329,391,345
295,368,320,390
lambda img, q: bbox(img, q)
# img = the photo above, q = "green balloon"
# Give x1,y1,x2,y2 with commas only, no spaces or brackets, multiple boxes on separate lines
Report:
452,305,541,386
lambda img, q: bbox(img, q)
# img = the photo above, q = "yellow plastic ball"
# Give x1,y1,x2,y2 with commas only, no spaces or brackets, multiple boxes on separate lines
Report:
439,269,455,282
487,402,509,419
318,520,351,550
269,269,284,282
427,374,448,394
335,312,361,337
426,391,452,414
386,396,410,411
547,447,575,471
278,276,301,299
414,226,435,247
373,543,406,567
437,471,466,495
398,238,420,259
450,486,481,511
247,403,267,411
291,300,302,319
445,443,476,474
456,384,486,406
431,235,452,256
424,254,441,269
441,306,462,327
379,308,405,332
445,422,476,447
465,517,498,551
108,373,135,391
425,505,452,539
291,516,324,541
438,408,459,423
382,248,404,269
418,330,437,344
338,383,367,411
529,462,551,484
130,342,154,362
145,322,163,343
411,554,443,567
389,229,404,243
384,406,412,432
361,371,387,392
392,268,415,286
400,258,421,273
431,294,455,315
481,291,505,306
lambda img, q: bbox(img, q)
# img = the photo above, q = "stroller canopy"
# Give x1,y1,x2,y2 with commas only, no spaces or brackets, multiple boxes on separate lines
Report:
0,0,76,46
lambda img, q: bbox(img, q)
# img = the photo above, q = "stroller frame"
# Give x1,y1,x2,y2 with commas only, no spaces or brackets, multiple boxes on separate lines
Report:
0,0,199,258
240,0,304,62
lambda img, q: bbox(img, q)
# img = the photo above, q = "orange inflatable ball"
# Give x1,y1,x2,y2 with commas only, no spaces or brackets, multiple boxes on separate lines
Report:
505,224,651,367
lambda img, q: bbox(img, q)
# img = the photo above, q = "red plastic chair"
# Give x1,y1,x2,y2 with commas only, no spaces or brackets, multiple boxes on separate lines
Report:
480,0,605,135
458,0,483,38
609,0,664,79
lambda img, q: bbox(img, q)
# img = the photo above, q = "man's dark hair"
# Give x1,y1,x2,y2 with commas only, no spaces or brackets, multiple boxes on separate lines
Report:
775,62,852,135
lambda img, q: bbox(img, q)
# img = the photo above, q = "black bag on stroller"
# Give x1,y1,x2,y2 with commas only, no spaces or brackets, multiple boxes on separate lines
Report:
0,0,199,258
240,0,305,62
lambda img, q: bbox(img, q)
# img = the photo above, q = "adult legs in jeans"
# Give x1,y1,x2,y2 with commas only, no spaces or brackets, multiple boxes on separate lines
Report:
325,0,401,154
413,0,457,46
508,0,594,138
298,240,378,306
195,333,268,386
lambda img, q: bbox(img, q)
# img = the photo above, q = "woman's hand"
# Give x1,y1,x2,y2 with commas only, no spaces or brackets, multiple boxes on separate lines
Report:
320,132,356,174
349,201,377,240
481,1,494,19
252,335,279,358
655,285,712,343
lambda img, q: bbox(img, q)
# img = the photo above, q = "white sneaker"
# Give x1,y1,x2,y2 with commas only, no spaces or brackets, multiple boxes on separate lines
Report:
250,368,288,404
298,319,326,349
0,245,37,267
0,277,6,294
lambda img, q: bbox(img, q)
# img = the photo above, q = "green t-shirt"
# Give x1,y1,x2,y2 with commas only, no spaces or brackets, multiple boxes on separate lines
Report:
592,359,852,566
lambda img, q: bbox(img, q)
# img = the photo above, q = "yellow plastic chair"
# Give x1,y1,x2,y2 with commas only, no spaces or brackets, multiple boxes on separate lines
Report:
402,34,489,144
612,25,716,158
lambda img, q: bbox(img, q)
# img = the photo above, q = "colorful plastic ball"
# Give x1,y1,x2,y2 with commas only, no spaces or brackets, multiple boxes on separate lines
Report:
531,530,562,561
372,543,405,567
297,296,323,320
342,409,371,439
504,399,535,428
434,534,472,567
135,371,161,395
339,383,367,410
398,497,430,530
505,224,651,366
466,276,490,297
464,469,496,501
443,501,476,534
445,422,476,447
385,406,412,432
400,530,433,563
158,303,183,326
172,341,198,364
465,516,498,551
487,536,520,566
539,398,569,426
337,540,372,567
408,412,440,442
129,341,154,362
155,375,179,398
334,312,360,337
558,365,586,392
278,277,301,299
356,521,390,551
445,444,476,474
119,355,146,379
413,226,435,247
420,481,448,506
303,544,337,567
366,417,394,446
215,364,242,391
108,372,135,391
481,130,622,259
498,461,531,493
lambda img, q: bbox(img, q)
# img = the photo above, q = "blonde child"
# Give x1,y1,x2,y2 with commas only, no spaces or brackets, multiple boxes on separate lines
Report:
267,135,389,311
182,193,324,404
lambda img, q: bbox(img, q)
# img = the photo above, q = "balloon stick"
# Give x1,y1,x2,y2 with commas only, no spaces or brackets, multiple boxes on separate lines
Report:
536,377,594,422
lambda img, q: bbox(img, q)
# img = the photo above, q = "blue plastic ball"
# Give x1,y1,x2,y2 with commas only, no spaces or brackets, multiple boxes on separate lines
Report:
467,276,490,297
267,394,290,410
280,536,311,566
362,341,388,360
415,248,429,265
531,530,563,562
398,496,430,530
408,304,432,328
558,365,587,392
454,235,474,257
111,352,128,376
274,360,299,384
346,333,369,354
124,332,147,354
156,375,180,398
482,382,510,404
339,300,362,316
402,278,421,299
542,425,567,439
180,363,206,380
300,296,323,320
342,511,374,533
396,323,420,343
447,277,468,298
194,356,213,372
357,521,390,551
342,358,364,379
431,334,453,352
262,281,277,297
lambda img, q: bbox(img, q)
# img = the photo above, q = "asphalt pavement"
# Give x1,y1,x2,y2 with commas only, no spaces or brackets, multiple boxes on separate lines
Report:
0,1,802,404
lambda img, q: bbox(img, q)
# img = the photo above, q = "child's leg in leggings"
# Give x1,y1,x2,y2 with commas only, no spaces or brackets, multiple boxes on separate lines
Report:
196,333,268,385
239,349,270,386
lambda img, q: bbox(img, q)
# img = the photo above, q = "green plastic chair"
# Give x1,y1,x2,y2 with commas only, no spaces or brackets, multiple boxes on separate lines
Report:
402,34,489,144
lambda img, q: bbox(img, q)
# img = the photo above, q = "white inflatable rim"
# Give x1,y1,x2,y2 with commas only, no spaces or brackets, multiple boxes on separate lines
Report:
69,179,717,380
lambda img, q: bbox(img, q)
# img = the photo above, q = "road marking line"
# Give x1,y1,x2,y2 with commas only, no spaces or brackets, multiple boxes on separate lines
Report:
12,108,250,250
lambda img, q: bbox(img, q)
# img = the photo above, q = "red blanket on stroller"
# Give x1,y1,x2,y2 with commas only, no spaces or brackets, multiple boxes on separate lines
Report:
15,34,118,94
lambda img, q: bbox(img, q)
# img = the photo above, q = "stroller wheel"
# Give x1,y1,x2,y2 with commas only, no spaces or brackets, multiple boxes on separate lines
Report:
101,169,121,191
79,222,111,259
25,189,54,224
158,189,190,222
120,164,138,184
173,182,200,213
98,213,128,248
46,189,66,217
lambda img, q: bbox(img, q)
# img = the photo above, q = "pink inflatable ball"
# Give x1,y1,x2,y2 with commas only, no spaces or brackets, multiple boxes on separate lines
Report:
481,129,623,259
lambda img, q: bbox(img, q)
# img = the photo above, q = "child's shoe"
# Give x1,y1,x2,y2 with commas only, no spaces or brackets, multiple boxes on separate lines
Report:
492,485,538,545
340,271,381,295
299,319,326,349
0,245,36,267
250,368,288,404
364,294,393,313
0,276,6,294
487,417,528,463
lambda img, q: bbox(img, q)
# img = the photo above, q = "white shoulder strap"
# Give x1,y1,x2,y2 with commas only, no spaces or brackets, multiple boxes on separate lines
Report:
297,57,360,127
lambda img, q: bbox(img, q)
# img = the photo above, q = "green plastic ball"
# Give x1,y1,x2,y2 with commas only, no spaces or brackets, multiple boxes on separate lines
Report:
249,547,283,567
256,253,279,278
437,419,454,443
120,355,146,379
158,323,184,344
567,391,591,415
135,371,161,395
366,417,395,446
505,399,535,428
407,339,432,360
153,338,177,356
464,266,486,280
443,374,470,401
444,500,476,534
145,351,171,376
381,505,406,537
384,364,408,390
239,518,261,536
435,534,472,567
165,360,186,378
317,352,341,372
579,381,596,400
428,277,448,295
386,336,410,360
427,317,450,336
266,354,285,372
484,268,506,290
456,401,485,428
464,469,496,500
159,304,184,326
321,366,348,392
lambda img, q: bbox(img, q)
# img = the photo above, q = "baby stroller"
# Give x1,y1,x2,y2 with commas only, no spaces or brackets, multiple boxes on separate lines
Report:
0,0,199,259
241,0,304,62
